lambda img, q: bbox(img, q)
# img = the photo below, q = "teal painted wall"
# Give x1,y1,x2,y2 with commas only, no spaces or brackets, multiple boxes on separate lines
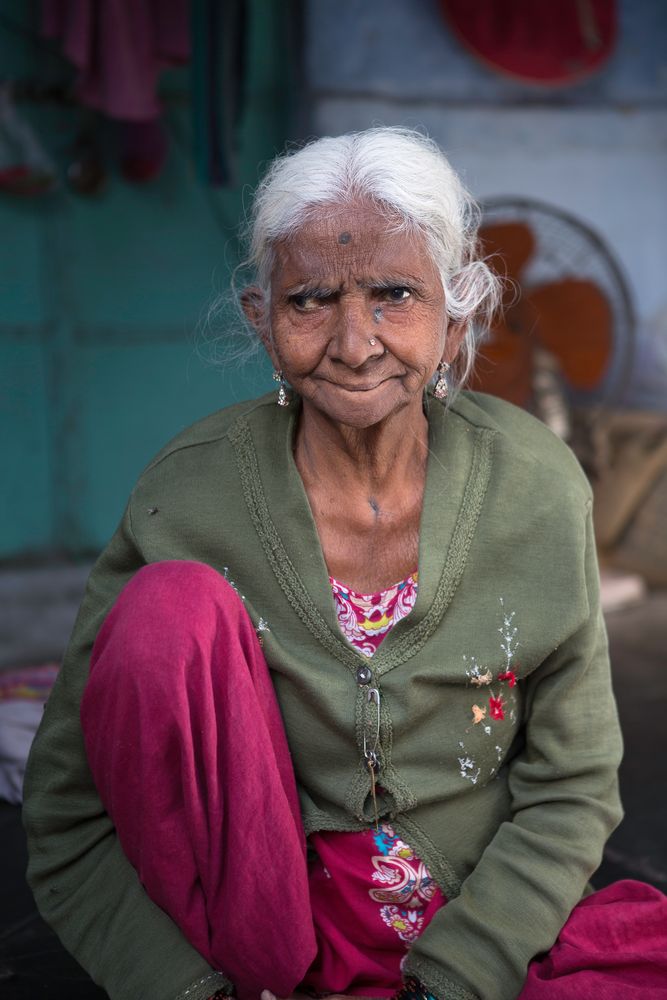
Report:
0,1,294,558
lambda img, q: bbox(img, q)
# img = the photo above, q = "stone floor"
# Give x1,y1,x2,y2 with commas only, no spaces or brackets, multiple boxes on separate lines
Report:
0,565,665,998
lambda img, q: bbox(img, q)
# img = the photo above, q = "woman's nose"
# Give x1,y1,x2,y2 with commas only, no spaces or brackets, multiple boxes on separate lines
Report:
328,296,376,368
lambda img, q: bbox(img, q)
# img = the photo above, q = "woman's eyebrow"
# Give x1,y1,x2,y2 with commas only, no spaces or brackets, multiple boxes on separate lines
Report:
358,274,426,288
283,273,426,297
284,282,338,298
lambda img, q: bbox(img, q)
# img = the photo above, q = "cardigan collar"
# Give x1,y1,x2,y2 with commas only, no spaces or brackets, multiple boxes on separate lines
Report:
229,392,495,678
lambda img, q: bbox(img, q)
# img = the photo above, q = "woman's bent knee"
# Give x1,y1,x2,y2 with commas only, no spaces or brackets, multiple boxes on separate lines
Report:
89,560,245,680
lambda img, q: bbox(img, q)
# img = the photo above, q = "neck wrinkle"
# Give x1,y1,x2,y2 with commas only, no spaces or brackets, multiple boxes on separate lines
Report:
295,399,429,491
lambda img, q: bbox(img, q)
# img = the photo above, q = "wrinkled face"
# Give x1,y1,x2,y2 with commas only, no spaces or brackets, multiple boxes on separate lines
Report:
254,200,460,428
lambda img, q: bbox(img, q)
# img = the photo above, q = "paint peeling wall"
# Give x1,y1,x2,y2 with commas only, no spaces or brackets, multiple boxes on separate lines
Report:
306,0,667,410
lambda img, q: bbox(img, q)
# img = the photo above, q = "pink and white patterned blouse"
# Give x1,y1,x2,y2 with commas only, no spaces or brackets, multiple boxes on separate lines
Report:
329,571,420,658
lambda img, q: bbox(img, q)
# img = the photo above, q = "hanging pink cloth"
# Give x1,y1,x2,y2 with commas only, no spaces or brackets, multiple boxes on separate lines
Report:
42,0,190,120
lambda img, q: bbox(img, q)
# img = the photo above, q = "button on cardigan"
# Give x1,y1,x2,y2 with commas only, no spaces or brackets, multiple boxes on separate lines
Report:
23,390,623,1000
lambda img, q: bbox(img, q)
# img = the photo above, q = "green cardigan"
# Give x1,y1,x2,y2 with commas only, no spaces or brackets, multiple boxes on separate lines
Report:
23,390,623,1000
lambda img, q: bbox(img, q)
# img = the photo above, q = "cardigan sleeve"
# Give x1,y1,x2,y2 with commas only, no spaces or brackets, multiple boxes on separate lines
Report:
403,502,624,1000
22,505,233,1000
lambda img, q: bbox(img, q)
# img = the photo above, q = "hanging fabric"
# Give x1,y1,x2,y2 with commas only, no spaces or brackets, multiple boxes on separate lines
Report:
190,0,248,187
41,0,191,182
41,0,190,120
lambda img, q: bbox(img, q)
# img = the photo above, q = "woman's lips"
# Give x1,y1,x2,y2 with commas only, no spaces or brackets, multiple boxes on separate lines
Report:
335,383,381,392
322,376,394,392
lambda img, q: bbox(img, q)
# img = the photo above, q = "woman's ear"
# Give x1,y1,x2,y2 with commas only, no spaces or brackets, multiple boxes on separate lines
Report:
443,319,468,365
240,286,267,333
241,287,280,367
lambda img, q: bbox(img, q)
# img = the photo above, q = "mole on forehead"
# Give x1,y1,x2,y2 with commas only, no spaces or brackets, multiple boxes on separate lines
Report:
338,231,352,244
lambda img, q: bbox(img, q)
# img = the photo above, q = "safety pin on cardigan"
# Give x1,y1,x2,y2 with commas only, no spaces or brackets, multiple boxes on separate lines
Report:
363,687,382,829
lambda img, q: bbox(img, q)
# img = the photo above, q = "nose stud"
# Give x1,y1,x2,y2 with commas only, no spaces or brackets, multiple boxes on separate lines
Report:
369,338,377,346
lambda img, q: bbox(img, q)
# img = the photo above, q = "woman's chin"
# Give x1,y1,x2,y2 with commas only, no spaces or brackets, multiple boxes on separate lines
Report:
301,380,420,429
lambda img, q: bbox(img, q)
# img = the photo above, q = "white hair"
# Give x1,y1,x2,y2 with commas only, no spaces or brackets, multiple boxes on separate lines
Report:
220,127,501,394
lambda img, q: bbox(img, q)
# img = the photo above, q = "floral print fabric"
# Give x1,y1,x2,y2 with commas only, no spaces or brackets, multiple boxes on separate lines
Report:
330,571,419,658
305,823,445,997
369,823,440,945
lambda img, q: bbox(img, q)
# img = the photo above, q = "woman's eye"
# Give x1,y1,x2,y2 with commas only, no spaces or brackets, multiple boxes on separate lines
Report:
291,294,323,312
383,287,411,303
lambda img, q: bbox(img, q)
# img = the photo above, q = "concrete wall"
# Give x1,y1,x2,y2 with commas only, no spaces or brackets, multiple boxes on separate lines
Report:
306,0,667,410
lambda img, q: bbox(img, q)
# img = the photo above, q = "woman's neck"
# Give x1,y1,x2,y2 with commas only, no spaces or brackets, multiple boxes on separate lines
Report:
293,398,429,591
295,397,429,494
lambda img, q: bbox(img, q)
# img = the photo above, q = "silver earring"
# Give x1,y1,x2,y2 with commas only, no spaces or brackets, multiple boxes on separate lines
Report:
272,369,289,407
434,361,450,400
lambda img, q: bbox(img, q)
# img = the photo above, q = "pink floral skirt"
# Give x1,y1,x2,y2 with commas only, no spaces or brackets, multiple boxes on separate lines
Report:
305,824,446,997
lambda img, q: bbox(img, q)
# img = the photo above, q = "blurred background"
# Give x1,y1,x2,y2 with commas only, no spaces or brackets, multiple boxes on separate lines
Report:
1,0,666,996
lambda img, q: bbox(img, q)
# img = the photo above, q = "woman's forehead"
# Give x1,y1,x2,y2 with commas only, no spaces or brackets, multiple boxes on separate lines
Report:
272,201,432,284
285,199,404,247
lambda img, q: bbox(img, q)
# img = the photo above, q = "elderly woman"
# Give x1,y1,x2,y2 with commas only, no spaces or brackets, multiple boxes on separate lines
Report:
23,129,665,1000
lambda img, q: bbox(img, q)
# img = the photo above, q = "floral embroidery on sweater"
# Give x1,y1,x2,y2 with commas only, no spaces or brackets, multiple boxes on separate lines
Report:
458,599,522,784
223,566,271,646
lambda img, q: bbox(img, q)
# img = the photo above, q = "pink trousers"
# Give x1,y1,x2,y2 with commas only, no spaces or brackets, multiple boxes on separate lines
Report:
81,561,317,1000
81,561,667,1000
